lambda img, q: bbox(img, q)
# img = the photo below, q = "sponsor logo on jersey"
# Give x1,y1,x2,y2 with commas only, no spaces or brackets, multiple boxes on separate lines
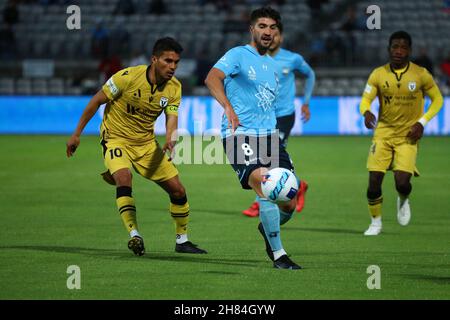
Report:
248,66,257,80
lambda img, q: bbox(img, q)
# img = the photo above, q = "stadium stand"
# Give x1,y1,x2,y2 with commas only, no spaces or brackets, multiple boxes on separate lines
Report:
0,0,449,96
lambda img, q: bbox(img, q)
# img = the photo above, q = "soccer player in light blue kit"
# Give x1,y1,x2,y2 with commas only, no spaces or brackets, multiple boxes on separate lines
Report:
205,7,303,269
243,21,316,217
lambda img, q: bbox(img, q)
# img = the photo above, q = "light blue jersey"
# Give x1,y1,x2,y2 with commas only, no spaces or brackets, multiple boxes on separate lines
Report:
213,45,280,137
272,48,315,118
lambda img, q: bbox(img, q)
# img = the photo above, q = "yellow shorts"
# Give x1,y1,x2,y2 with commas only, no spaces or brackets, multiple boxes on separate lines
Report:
101,138,178,184
367,137,420,176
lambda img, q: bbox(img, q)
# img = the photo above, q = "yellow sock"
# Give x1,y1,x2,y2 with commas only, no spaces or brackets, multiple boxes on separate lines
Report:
117,195,139,234
368,196,383,218
170,201,189,235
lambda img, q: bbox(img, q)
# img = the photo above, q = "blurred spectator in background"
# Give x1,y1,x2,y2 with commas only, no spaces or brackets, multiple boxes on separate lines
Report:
113,0,135,15
308,35,326,66
209,0,233,13
413,47,434,75
129,49,148,67
339,5,364,65
440,52,450,86
91,19,109,58
324,30,345,65
306,0,328,12
195,48,213,86
3,0,19,26
267,0,286,6
109,16,130,56
340,6,364,32
98,53,123,84
149,0,167,15
0,25,16,59
223,8,250,33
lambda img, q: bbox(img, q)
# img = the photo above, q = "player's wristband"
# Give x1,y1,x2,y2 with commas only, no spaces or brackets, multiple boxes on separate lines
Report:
418,117,428,127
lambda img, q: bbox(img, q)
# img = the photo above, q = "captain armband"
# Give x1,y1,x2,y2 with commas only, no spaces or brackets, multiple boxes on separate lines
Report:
167,105,179,113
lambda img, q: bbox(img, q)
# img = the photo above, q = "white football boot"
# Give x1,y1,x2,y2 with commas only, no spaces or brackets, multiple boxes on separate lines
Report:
364,216,382,236
397,197,411,226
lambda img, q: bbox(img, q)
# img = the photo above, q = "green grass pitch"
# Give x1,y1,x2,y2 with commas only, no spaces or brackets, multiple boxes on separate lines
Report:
0,135,448,299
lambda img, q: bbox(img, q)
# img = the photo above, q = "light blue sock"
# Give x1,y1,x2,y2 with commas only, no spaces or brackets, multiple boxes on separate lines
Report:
259,198,282,251
280,209,293,226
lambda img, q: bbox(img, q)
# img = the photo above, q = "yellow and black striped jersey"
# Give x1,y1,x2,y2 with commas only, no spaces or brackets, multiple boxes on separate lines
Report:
101,65,181,143
361,62,437,138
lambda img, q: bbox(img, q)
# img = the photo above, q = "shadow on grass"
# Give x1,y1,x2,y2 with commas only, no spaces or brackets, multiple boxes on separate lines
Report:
288,226,364,235
0,245,261,268
194,208,238,216
403,274,450,285
203,270,241,275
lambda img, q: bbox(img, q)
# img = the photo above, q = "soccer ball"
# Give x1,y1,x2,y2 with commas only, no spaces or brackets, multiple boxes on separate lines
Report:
261,167,299,203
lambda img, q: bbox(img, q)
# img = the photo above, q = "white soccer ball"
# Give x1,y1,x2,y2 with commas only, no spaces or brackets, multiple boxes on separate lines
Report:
261,167,299,203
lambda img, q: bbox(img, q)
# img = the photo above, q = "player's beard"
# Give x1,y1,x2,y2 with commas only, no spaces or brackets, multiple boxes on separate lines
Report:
254,35,271,54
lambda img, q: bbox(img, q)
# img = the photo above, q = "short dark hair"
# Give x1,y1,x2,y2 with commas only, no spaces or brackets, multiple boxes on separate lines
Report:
250,6,282,28
152,37,183,57
389,31,412,47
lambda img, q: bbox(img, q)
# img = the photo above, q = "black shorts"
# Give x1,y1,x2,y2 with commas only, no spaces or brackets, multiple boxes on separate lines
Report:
276,113,296,148
222,133,295,190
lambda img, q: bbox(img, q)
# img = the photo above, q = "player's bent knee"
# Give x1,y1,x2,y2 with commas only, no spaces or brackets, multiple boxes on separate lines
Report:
395,181,412,195
169,185,186,201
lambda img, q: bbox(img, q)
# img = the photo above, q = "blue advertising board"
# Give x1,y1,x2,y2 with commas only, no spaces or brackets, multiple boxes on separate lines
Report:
0,96,449,135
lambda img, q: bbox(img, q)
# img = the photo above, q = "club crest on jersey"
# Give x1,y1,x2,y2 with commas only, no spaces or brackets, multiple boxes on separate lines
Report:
159,97,168,108
408,81,416,92
282,68,289,75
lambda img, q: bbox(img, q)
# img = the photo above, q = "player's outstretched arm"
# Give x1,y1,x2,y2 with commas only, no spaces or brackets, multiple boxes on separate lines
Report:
66,89,109,157
205,68,240,133
162,114,178,161
300,63,315,123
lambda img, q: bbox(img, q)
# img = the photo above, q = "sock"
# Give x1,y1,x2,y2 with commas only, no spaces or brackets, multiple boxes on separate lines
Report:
368,196,383,219
273,249,287,261
176,233,188,244
116,186,140,237
170,195,189,239
279,209,293,226
259,198,283,252
398,193,408,206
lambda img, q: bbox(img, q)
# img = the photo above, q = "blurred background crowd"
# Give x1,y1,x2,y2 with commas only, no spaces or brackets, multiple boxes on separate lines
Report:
1,0,450,96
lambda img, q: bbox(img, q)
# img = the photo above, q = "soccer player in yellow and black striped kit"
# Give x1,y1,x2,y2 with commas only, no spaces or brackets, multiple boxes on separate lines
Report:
66,38,207,255
360,31,443,235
